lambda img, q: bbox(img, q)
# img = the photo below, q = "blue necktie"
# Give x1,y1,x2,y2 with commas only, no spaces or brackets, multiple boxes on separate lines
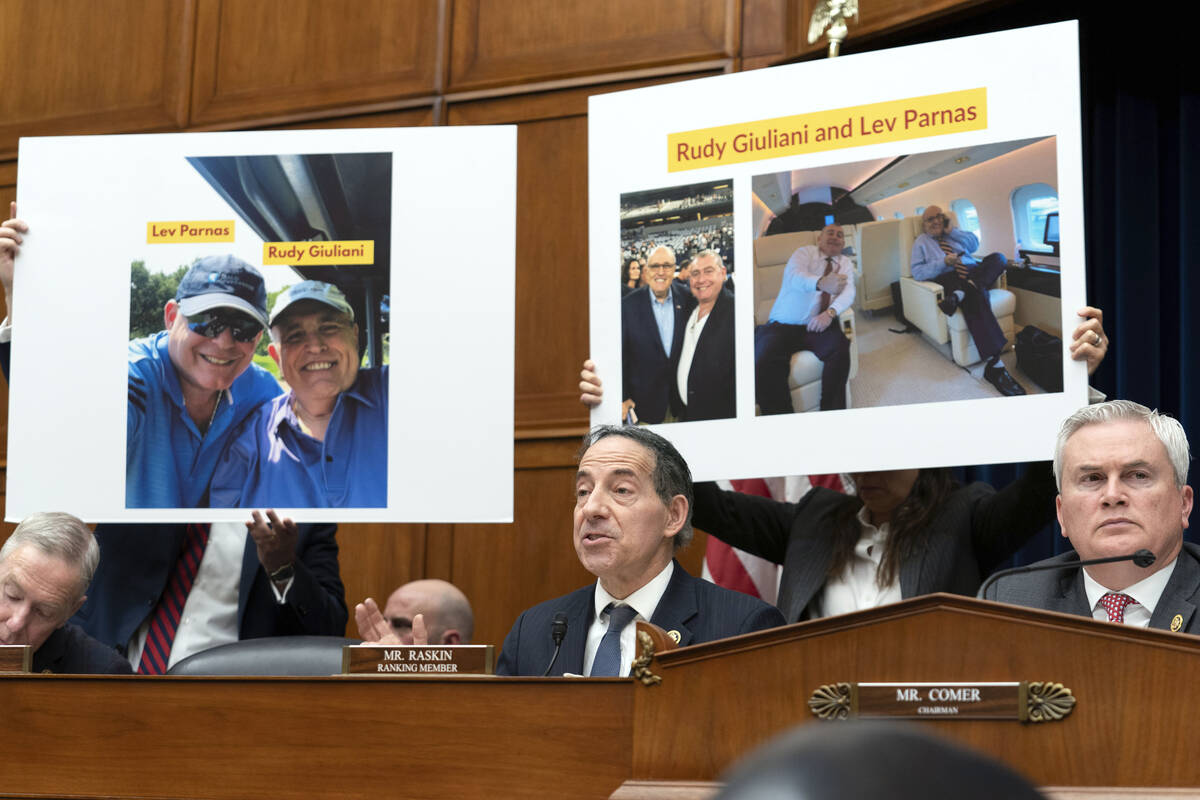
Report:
591,604,638,677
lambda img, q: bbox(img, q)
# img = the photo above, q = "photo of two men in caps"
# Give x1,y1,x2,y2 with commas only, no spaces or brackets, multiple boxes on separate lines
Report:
126,254,387,509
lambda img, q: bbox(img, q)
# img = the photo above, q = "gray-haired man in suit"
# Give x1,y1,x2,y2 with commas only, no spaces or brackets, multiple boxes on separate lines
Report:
983,400,1197,633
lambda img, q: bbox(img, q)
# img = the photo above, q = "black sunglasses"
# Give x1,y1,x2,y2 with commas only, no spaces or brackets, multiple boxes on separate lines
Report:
186,310,263,343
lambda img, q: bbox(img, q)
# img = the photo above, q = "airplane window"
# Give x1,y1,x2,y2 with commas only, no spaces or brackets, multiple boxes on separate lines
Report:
1011,182,1059,253
950,199,981,236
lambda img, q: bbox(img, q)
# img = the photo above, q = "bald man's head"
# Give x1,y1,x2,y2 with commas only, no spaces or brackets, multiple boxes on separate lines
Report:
383,579,474,645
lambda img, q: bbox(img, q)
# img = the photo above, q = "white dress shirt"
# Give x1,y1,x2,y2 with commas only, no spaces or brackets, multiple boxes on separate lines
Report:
816,506,902,618
583,561,674,677
1083,557,1178,628
675,307,709,408
767,246,855,325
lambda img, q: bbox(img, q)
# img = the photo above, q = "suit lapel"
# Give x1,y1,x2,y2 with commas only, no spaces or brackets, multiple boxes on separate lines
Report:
1149,546,1200,633
693,291,728,352
556,588,594,676
33,626,68,673
1052,563,1093,617
898,545,923,600
782,538,832,623
669,293,693,361
648,562,699,647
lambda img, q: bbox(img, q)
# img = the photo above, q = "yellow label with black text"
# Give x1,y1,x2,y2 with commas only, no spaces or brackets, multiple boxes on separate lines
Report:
263,240,375,266
667,88,987,172
146,220,235,243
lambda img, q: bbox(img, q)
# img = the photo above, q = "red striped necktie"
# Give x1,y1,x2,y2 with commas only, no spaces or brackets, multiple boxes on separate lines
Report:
137,523,211,675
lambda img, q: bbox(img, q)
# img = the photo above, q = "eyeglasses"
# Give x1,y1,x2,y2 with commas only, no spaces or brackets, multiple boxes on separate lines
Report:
186,310,263,343
645,262,675,272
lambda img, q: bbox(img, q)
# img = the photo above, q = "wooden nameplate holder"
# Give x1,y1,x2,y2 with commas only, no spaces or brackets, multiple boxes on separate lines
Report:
342,644,495,675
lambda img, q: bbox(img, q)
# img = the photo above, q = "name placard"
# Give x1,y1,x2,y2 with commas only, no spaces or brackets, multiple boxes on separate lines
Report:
0,644,32,673
342,645,494,676
146,220,235,242
808,681,1076,723
262,240,375,265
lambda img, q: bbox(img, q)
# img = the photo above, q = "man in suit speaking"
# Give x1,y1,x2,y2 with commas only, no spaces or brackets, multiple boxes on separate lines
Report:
983,400,1197,633
356,426,784,675
493,425,782,675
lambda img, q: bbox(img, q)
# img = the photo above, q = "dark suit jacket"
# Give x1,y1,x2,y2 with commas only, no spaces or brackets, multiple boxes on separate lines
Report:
621,286,692,424
982,542,1200,634
692,463,1058,623
676,288,736,421
494,560,785,676
32,623,133,674
72,523,348,655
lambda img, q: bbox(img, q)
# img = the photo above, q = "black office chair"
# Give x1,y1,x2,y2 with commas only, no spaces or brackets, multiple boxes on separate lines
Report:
165,636,361,676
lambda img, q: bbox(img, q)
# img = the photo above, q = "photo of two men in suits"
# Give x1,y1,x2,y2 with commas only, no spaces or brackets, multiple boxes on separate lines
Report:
618,180,736,425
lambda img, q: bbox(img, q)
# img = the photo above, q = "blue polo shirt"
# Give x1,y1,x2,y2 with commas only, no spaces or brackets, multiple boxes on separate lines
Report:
127,332,282,508
208,366,388,508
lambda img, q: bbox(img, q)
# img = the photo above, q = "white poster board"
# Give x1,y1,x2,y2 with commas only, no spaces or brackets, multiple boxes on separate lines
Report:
588,22,1087,481
8,127,516,523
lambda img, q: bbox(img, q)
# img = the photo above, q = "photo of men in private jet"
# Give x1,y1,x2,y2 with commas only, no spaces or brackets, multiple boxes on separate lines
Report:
750,135,1063,414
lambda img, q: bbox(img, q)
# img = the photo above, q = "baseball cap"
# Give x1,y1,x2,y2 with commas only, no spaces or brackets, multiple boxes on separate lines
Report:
269,280,356,327
176,255,269,328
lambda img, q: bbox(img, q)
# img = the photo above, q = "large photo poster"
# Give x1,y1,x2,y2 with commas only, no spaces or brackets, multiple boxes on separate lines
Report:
588,22,1086,480
8,128,516,523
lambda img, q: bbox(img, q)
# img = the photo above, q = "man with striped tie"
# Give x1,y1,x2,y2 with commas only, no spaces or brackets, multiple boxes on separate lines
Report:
754,223,855,414
72,513,346,675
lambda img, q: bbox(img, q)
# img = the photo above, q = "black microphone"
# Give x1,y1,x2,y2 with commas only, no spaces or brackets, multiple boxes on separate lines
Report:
542,612,568,676
979,549,1156,600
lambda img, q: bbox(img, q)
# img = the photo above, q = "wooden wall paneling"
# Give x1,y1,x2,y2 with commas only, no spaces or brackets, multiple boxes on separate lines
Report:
263,106,437,131
0,0,194,160
447,0,735,93
333,521,429,635
448,88,591,434
189,0,442,127
740,0,788,70
423,523,455,577
0,161,17,210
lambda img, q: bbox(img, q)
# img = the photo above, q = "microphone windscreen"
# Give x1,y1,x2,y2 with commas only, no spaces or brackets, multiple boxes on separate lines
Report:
1132,549,1156,568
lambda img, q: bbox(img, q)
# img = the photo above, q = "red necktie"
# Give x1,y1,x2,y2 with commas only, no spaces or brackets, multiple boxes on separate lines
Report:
137,523,210,674
1099,592,1137,623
